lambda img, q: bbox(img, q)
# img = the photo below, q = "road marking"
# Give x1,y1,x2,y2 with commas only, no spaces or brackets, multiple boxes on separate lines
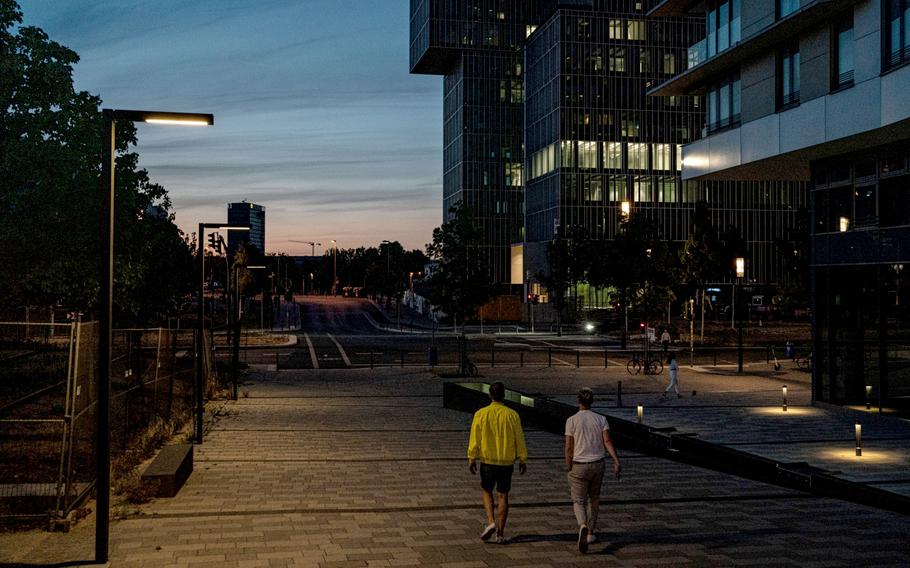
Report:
327,333,351,366
304,334,319,369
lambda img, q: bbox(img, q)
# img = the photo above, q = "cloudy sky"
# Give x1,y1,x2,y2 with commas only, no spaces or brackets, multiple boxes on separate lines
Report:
18,0,442,254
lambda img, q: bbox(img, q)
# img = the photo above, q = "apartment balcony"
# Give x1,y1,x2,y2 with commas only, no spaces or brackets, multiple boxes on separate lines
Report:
648,0,858,97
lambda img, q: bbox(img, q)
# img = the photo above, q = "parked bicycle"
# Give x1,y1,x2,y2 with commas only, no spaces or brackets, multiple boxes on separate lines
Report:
627,354,663,375
796,351,813,372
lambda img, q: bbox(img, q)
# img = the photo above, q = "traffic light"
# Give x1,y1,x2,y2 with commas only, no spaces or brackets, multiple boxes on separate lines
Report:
207,232,222,253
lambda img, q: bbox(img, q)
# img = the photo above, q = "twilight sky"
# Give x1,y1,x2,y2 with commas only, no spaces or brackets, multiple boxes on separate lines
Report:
18,0,442,255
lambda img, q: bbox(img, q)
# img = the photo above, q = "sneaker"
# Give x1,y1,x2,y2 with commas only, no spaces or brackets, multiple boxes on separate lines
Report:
578,525,589,553
480,522,496,541
587,534,597,545
495,535,510,545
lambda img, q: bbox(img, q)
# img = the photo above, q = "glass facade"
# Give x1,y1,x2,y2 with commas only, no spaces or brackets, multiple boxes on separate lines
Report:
227,202,266,255
524,5,804,285
811,145,910,408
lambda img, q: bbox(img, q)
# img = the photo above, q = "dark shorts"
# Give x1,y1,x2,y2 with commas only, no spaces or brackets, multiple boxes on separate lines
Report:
480,463,514,494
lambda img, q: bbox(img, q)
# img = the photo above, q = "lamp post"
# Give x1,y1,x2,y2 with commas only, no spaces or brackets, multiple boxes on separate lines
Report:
97,109,213,564
198,223,249,441
331,239,337,296
735,257,745,373
232,264,265,400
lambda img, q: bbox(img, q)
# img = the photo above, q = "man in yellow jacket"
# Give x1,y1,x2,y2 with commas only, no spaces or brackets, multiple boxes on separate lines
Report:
467,381,528,544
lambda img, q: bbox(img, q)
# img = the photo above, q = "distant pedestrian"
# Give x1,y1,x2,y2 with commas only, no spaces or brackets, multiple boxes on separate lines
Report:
662,353,680,399
565,388,621,554
660,329,671,353
467,382,527,544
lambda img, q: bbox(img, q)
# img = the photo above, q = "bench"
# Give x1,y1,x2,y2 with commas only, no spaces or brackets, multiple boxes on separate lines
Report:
141,444,193,497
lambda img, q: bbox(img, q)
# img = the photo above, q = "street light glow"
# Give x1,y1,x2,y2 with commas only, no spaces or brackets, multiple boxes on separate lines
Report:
145,118,212,126
735,257,745,278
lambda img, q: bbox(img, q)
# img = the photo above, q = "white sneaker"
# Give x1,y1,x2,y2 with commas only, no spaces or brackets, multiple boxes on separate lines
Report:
587,534,597,544
480,522,496,541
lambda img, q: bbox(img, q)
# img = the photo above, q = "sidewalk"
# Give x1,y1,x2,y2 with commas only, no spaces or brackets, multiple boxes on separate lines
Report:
6,366,909,567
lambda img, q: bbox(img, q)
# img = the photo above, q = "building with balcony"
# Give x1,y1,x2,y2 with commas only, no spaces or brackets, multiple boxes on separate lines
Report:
411,0,805,299
227,201,265,255
650,0,910,409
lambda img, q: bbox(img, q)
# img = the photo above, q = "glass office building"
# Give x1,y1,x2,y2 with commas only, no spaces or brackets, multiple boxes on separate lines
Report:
412,0,805,290
227,201,265,255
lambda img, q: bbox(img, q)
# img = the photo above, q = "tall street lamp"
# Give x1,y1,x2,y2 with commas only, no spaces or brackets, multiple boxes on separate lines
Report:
197,222,249,444
735,256,745,373
331,239,338,296
98,109,213,564
232,264,265,400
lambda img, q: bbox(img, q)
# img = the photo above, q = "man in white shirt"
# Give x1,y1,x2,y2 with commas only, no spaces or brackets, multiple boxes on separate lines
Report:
564,388,621,553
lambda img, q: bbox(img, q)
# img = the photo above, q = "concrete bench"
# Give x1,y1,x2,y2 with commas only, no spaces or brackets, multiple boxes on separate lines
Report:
141,444,193,497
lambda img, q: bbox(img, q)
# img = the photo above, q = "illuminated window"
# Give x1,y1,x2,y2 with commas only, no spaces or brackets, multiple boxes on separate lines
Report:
634,176,653,202
676,144,683,171
561,140,576,168
506,163,522,187
604,142,623,169
653,144,672,170
628,143,649,169
609,47,626,72
657,177,677,202
627,20,646,41
579,141,598,169
609,19,623,39
608,175,626,202
663,52,676,74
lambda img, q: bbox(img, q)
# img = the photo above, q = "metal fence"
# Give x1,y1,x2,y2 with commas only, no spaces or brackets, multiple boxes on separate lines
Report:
0,323,198,523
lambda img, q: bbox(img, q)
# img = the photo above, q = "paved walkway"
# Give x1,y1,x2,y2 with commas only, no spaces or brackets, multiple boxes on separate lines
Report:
5,366,910,567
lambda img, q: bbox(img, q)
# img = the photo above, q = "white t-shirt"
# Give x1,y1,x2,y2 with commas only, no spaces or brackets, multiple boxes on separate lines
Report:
565,410,609,463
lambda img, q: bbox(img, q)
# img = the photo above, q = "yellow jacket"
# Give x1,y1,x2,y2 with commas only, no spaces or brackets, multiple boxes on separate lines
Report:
467,401,528,466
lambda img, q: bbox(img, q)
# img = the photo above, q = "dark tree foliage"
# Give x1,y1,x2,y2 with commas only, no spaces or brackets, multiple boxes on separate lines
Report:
0,1,194,322
307,242,427,297
424,202,494,326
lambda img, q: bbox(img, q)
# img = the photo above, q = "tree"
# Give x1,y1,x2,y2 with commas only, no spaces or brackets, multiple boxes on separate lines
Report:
424,202,494,330
0,1,195,323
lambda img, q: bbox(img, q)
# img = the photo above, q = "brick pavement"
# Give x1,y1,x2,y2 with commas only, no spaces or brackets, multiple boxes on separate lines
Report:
4,367,910,567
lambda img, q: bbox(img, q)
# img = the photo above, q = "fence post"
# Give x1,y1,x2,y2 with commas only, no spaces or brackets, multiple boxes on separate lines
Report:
548,348,552,367
617,380,622,407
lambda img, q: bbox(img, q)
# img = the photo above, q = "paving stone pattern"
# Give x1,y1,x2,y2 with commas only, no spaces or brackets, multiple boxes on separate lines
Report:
5,367,910,567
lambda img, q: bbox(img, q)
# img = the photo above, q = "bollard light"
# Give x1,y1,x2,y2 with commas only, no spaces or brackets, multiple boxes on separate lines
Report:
782,385,788,412
855,422,862,456
637,404,643,424
865,385,872,410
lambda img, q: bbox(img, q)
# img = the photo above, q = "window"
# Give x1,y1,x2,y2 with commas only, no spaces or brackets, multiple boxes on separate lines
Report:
584,176,603,201
676,144,683,171
705,0,740,58
833,16,854,89
561,140,575,168
506,163,522,187
609,47,626,72
885,0,910,68
627,20,646,41
854,184,876,227
605,142,623,169
633,176,653,202
657,177,677,203
706,74,741,132
663,53,676,74
608,175,626,202
609,19,623,39
622,114,640,137
578,141,598,169
653,144,672,170
628,143,649,169
639,48,651,73
779,43,800,109
778,0,799,19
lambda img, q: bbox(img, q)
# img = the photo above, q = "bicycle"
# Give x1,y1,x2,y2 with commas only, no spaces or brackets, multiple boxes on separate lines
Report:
796,352,813,372
627,355,663,375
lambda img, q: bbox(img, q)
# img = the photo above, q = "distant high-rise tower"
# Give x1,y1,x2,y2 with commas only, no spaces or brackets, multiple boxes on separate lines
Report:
227,201,265,255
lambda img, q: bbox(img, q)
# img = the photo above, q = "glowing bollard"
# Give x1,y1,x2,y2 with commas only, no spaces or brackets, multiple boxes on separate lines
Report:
855,422,862,457
782,385,788,412
865,385,872,410
637,404,643,425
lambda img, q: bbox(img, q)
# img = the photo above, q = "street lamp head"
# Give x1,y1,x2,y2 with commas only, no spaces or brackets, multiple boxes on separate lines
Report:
106,109,214,126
